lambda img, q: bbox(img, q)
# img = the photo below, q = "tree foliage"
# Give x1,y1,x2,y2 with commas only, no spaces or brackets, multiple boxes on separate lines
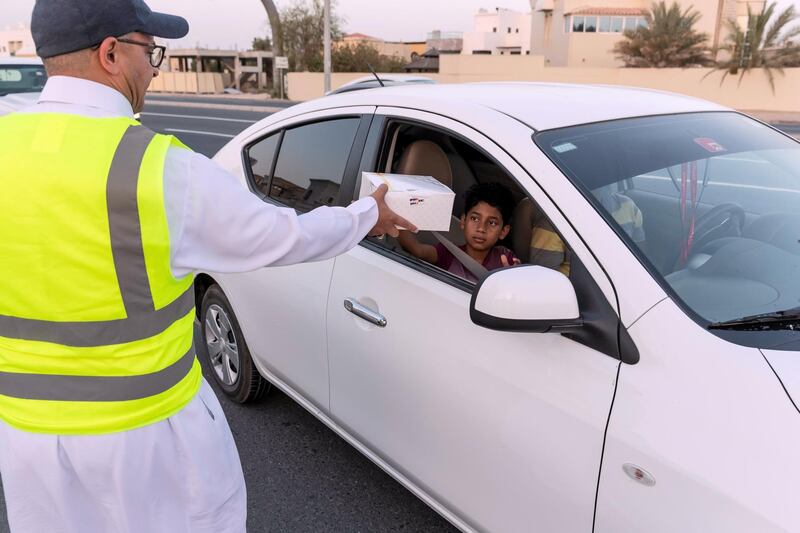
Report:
714,2,800,89
251,37,272,51
614,1,712,67
280,0,343,71
333,42,407,73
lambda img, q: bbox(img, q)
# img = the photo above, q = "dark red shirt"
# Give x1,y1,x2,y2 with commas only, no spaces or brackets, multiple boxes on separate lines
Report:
434,243,518,283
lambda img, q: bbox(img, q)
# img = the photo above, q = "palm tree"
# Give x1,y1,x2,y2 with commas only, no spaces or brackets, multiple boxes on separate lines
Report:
260,0,284,60
714,2,800,89
614,1,713,67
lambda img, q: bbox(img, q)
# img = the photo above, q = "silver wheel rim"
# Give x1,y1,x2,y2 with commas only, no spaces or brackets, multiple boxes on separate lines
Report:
204,304,240,386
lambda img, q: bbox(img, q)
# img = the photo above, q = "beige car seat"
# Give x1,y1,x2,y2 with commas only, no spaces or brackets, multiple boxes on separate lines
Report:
395,140,464,246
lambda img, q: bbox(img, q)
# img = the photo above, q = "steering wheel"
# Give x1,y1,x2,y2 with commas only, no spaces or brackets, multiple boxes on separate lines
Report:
673,203,746,271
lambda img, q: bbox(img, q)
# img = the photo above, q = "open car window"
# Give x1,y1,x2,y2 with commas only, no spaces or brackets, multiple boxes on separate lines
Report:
361,119,573,288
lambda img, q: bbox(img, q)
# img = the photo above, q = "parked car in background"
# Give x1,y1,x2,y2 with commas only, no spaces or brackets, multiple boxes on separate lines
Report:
327,74,435,95
0,57,46,116
197,83,800,533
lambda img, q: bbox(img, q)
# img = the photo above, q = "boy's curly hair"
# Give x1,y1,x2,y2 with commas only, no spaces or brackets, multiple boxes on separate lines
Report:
464,182,515,225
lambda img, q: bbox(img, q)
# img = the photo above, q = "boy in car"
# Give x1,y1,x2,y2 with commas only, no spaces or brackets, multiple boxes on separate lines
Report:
399,182,520,282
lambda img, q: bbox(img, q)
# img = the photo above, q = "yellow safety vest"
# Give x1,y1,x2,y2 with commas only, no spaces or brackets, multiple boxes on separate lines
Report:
0,113,201,435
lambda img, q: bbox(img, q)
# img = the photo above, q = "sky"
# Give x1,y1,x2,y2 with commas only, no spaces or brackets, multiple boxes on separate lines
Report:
1,0,531,49
2,0,799,50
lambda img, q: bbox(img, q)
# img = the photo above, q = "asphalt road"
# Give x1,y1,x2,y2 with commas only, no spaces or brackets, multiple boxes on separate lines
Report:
139,104,268,157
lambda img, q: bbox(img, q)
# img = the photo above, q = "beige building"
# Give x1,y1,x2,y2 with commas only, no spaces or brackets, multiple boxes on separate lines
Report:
530,0,765,67
338,33,426,62
0,25,36,57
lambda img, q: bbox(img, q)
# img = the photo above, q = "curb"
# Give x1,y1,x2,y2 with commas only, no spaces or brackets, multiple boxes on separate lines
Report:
144,100,286,114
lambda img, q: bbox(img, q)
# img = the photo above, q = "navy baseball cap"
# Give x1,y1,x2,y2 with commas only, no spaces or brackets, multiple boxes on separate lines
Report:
32,0,189,58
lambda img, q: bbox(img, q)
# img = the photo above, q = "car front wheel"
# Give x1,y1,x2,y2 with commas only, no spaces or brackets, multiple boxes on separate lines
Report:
200,284,270,403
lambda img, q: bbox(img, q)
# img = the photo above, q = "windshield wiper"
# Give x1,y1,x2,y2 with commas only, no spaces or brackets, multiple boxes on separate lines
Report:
708,307,800,331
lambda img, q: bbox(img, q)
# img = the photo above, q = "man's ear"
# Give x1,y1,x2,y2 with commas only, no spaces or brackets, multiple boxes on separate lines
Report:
460,214,466,230
97,37,121,75
499,224,511,240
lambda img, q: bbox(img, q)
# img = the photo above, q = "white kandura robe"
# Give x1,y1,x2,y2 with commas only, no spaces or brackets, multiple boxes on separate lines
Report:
0,76,378,533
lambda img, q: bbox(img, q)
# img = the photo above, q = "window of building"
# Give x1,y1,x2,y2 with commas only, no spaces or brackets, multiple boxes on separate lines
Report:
510,50,521,55
566,14,644,33
516,28,519,33
508,27,512,33
493,27,497,32
269,118,361,211
472,50,492,55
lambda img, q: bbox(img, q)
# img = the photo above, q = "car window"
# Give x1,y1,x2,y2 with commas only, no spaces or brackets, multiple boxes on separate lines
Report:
0,64,46,96
246,132,280,197
362,120,572,288
270,118,361,211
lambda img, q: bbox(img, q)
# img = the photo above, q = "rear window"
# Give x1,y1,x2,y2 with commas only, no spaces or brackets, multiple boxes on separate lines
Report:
0,64,47,96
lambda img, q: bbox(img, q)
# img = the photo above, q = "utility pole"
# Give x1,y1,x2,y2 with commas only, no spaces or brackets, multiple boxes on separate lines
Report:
323,0,332,93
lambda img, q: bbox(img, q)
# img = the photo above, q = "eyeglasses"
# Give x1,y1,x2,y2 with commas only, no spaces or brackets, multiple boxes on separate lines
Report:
115,38,166,68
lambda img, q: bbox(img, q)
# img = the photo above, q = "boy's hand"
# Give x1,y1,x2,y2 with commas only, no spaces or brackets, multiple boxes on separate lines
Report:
368,184,418,238
500,254,521,268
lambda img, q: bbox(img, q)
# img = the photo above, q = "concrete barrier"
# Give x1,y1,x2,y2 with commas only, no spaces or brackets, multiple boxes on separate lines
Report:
287,55,800,112
149,72,225,94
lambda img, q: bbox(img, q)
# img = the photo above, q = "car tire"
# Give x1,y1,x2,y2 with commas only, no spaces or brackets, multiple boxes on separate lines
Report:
200,284,270,403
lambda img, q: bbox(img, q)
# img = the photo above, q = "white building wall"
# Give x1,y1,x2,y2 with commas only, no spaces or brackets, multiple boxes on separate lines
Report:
0,25,36,57
462,8,532,55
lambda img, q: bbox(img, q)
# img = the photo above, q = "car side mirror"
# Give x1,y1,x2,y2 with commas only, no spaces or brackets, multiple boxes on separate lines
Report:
470,265,583,333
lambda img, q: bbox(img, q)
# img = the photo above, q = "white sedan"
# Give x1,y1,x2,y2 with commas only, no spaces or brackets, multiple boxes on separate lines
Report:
0,57,46,116
199,83,800,533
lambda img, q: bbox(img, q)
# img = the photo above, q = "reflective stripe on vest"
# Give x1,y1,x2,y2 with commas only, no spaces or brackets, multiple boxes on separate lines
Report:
0,126,194,349
0,115,201,432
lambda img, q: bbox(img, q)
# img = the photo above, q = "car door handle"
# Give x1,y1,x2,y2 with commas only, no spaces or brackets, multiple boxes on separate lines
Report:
344,298,387,328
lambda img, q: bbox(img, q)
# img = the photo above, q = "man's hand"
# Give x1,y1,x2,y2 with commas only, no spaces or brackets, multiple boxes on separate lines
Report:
369,184,418,238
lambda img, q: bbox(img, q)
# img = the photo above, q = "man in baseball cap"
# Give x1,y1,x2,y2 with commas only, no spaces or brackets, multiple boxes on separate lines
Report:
0,1,412,532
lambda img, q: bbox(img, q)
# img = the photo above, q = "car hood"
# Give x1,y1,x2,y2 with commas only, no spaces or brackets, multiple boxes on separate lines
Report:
0,92,41,115
762,343,800,412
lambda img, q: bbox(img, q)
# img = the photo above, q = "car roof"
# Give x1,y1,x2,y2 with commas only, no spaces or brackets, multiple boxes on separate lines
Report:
303,82,727,131
0,57,43,66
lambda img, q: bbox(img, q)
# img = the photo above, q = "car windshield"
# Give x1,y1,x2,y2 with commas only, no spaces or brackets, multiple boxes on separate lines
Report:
536,112,800,327
0,64,47,96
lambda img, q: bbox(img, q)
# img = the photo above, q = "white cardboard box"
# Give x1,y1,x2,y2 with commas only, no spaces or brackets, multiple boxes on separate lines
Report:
358,172,456,231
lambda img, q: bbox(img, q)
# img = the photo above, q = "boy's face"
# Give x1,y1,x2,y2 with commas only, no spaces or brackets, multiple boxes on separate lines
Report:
460,201,511,252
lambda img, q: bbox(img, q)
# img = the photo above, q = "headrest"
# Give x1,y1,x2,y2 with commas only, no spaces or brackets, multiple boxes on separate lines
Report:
395,140,453,188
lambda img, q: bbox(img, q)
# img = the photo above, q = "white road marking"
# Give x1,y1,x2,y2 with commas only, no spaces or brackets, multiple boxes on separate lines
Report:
142,112,257,124
164,128,235,138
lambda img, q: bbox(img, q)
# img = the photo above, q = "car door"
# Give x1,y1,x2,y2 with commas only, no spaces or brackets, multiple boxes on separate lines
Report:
215,107,374,410
325,108,622,532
